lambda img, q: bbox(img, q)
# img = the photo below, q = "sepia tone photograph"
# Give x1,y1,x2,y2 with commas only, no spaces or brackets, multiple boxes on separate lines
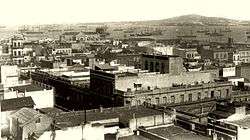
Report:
1,0,250,139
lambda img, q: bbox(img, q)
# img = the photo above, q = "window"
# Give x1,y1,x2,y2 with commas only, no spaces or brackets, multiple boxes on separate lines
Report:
188,94,192,102
155,97,160,105
163,97,167,104
224,53,227,59
220,53,223,58
218,90,222,98
161,63,165,74
197,92,201,100
0,94,4,101
137,100,141,106
125,100,131,105
215,53,219,59
150,62,154,72
226,89,229,97
155,62,159,72
35,118,41,123
211,91,214,98
180,95,184,102
205,91,209,98
171,96,175,103
146,98,151,104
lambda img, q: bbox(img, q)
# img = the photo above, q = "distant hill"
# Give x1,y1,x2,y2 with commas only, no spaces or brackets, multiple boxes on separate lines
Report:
98,14,250,27
132,14,247,26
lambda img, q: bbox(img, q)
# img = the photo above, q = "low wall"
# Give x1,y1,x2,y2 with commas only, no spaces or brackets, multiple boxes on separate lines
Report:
138,128,168,140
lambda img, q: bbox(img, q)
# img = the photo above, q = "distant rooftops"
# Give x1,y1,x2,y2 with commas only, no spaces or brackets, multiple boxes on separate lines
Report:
95,63,117,71
24,31,44,34
62,32,79,36
52,42,71,49
142,54,180,60
1,97,35,112
80,31,97,35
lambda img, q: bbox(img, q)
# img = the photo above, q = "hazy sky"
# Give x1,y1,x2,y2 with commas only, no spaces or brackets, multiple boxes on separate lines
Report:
0,0,250,25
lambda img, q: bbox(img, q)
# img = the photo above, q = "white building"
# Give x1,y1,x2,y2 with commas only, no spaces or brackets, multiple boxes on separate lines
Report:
0,65,19,88
38,123,105,140
221,67,236,77
5,84,54,109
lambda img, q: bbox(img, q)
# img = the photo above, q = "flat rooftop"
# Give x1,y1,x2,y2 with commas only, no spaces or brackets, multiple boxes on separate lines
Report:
119,135,149,140
11,84,48,92
38,107,64,116
105,134,150,140
142,54,180,59
147,125,211,140
226,115,250,128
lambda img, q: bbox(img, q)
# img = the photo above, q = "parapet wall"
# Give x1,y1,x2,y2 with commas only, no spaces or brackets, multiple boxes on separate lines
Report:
116,71,213,91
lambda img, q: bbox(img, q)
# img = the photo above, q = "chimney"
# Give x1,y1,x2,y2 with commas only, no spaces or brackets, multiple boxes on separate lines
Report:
100,105,103,113
115,130,119,140
133,113,136,119
235,106,246,116
163,112,166,124
128,105,131,110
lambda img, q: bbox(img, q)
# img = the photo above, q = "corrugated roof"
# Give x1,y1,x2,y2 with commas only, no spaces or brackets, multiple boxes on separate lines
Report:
10,107,40,126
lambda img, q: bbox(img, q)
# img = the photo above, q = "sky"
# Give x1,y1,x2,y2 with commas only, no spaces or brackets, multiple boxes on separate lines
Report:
0,0,250,25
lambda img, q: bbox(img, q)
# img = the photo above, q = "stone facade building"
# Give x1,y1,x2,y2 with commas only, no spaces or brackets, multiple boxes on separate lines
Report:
116,81,232,106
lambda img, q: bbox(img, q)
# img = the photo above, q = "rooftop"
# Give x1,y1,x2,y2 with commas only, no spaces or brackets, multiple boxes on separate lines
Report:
95,64,117,71
147,125,211,140
38,107,64,116
49,106,170,128
62,32,79,36
226,115,250,128
119,135,149,140
142,54,180,60
10,108,50,127
11,84,48,92
1,97,35,112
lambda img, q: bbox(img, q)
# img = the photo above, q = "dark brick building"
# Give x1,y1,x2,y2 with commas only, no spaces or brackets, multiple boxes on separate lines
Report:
141,54,184,75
